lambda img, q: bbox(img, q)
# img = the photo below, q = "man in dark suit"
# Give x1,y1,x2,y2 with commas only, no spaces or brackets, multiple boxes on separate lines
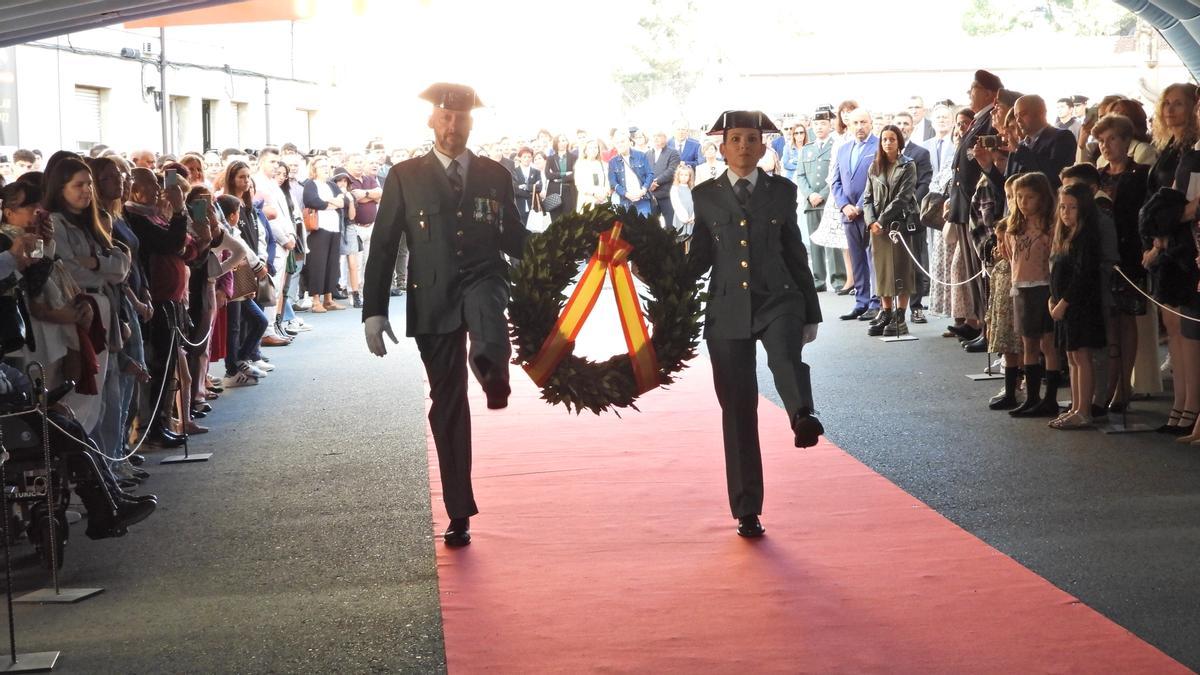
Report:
668,122,702,169
891,111,934,321
980,94,1078,191
364,83,528,548
608,134,654,215
647,131,681,226
512,146,541,224
946,69,1001,334
795,106,842,291
831,107,880,321
687,110,824,538
907,96,936,142
921,104,956,191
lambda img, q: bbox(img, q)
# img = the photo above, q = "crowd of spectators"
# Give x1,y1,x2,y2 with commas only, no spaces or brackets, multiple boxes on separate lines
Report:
0,73,1195,547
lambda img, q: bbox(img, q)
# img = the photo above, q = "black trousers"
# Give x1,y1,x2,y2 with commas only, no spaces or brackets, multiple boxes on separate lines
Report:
653,194,674,230
305,229,341,296
910,228,931,309
706,312,813,518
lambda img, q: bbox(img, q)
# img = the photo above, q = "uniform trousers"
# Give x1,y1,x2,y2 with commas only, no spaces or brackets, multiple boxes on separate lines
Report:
415,298,513,519
706,310,812,518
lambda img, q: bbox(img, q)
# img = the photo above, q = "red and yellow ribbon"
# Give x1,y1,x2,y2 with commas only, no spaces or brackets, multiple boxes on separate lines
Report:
525,222,661,394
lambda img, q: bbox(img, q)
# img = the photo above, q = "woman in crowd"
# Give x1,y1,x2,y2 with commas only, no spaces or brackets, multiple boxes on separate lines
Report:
544,134,578,221
220,161,272,382
694,141,726,185
1145,83,1200,433
862,124,918,338
212,194,261,387
1107,99,1158,168
930,108,972,319
668,163,695,248
48,157,131,433
273,160,309,336
781,123,808,182
1093,113,1150,412
986,176,1024,410
814,100,861,295
1006,172,1062,418
302,156,351,313
574,139,609,211
180,153,207,188
1048,183,1105,429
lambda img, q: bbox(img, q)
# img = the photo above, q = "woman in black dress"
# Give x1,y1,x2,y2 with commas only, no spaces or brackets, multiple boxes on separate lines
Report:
1048,184,1105,429
544,135,578,222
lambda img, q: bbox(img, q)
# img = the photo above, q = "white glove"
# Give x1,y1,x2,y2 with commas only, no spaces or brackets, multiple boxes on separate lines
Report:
802,323,819,345
364,316,399,356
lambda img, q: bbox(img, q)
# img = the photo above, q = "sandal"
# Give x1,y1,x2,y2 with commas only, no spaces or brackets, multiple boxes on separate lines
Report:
1050,412,1092,430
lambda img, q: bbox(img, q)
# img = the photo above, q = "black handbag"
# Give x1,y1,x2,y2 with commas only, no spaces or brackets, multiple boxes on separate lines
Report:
919,192,947,231
0,291,31,356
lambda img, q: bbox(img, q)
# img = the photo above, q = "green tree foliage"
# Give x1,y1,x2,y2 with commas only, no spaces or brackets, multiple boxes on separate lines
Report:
613,0,700,108
963,0,1136,36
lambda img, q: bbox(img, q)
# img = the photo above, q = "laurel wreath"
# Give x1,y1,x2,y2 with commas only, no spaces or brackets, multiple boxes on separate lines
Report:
509,205,703,415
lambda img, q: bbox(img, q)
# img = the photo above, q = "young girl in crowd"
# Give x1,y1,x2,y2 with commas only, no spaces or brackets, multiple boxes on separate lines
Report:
1006,172,1062,418
986,176,1024,410
668,163,695,249
1048,184,1106,429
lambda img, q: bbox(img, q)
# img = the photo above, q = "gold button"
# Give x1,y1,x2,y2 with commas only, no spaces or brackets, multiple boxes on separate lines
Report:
456,230,464,237
411,282,419,289
771,218,778,225
456,211,463,218
741,281,749,289
740,260,749,268
419,221,426,228
740,240,748,247
456,250,464,256
739,219,747,226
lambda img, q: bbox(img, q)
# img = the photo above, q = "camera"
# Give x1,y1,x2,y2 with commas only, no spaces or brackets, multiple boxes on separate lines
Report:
30,239,44,259
978,135,1000,150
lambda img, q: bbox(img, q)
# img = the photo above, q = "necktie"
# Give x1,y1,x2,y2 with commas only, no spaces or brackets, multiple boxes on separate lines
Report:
735,178,751,207
447,159,463,199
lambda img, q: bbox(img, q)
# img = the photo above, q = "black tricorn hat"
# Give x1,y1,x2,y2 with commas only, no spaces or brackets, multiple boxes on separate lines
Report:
419,82,483,111
707,110,781,136
973,69,1003,92
813,105,835,121
1072,95,1089,105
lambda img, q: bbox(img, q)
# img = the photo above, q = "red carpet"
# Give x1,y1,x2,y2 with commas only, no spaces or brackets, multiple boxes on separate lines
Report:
427,360,1187,674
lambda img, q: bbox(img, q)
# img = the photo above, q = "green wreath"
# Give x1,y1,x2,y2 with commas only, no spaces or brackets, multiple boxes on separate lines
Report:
509,205,703,415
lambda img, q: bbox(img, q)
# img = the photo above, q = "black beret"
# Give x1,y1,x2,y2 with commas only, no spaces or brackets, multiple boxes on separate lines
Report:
973,69,1003,92
419,82,483,111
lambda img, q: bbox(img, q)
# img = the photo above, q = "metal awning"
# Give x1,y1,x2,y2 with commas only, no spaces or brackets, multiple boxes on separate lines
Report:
0,0,241,48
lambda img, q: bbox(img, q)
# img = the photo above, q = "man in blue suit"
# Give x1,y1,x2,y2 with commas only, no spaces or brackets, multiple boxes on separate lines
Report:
668,123,702,169
608,134,654,216
831,107,880,321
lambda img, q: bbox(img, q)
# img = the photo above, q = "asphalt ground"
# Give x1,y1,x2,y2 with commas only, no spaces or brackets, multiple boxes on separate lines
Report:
1,289,1197,672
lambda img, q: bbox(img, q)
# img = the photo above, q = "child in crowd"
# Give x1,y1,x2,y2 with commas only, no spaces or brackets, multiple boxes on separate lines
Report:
986,175,1024,410
668,163,695,249
1006,172,1062,418
1048,183,1106,428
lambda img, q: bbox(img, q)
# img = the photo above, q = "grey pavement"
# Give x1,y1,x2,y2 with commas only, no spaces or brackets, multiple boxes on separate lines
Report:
2,290,1198,672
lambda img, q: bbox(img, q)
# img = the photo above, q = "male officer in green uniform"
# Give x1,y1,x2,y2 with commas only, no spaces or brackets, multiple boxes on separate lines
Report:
688,110,824,538
364,83,527,547
795,105,844,291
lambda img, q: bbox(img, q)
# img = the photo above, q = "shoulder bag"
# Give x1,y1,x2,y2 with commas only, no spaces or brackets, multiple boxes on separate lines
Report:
303,207,319,233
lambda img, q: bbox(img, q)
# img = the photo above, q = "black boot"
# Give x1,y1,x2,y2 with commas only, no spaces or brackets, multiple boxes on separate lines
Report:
868,309,893,336
352,291,363,309
989,367,1022,410
883,309,908,336
1010,364,1044,417
1029,370,1063,417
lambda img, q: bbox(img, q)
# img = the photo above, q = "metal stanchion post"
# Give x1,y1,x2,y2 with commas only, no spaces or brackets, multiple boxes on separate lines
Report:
161,309,211,465
13,364,102,605
880,231,918,343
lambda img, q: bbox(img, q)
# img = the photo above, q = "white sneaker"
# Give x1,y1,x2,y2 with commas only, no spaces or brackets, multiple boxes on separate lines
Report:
284,319,313,332
238,360,268,378
293,297,313,311
252,359,276,372
223,371,258,387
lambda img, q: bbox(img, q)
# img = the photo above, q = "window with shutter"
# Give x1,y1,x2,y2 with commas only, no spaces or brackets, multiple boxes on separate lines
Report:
74,86,101,152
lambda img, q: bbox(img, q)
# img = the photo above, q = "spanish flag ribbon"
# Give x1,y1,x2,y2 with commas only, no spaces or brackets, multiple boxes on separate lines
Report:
525,223,661,394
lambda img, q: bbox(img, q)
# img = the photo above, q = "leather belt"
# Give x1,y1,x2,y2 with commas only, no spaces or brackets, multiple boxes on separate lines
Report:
82,286,103,293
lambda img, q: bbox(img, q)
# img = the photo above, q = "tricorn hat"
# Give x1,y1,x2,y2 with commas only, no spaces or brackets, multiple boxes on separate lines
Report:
973,69,1003,92
813,105,835,121
419,82,483,111
707,110,782,136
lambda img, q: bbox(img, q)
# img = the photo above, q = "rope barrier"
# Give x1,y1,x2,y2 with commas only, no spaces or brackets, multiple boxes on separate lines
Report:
888,230,986,287
1111,265,1200,324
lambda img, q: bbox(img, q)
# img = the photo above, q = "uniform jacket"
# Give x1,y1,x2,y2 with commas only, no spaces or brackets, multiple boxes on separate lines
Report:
862,155,919,232
831,135,879,219
948,104,995,224
795,138,834,212
607,150,654,208
668,137,702,168
364,150,527,338
687,169,822,339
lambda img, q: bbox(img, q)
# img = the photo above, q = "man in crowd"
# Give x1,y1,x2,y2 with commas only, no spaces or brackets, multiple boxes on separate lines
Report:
687,109,823,538
668,122,702,169
921,103,956,191
364,83,528,548
945,69,1001,342
130,149,156,170
908,96,936,141
346,152,383,309
890,110,934,323
795,106,842,292
11,149,36,178
252,147,295,344
1056,96,1081,139
647,131,681,227
513,147,541,223
979,94,1077,191
832,107,880,321
608,133,653,216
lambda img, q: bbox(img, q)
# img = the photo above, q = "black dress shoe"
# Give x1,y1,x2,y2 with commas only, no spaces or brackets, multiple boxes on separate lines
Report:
444,517,471,546
737,515,765,538
839,307,867,321
128,454,146,467
145,429,186,448
129,467,150,480
117,478,138,490
835,287,854,296
193,402,213,414
792,411,824,448
813,284,827,293
858,307,880,321
116,492,158,504
963,335,987,353
115,500,156,529
484,381,511,410
191,410,208,419
951,324,981,341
